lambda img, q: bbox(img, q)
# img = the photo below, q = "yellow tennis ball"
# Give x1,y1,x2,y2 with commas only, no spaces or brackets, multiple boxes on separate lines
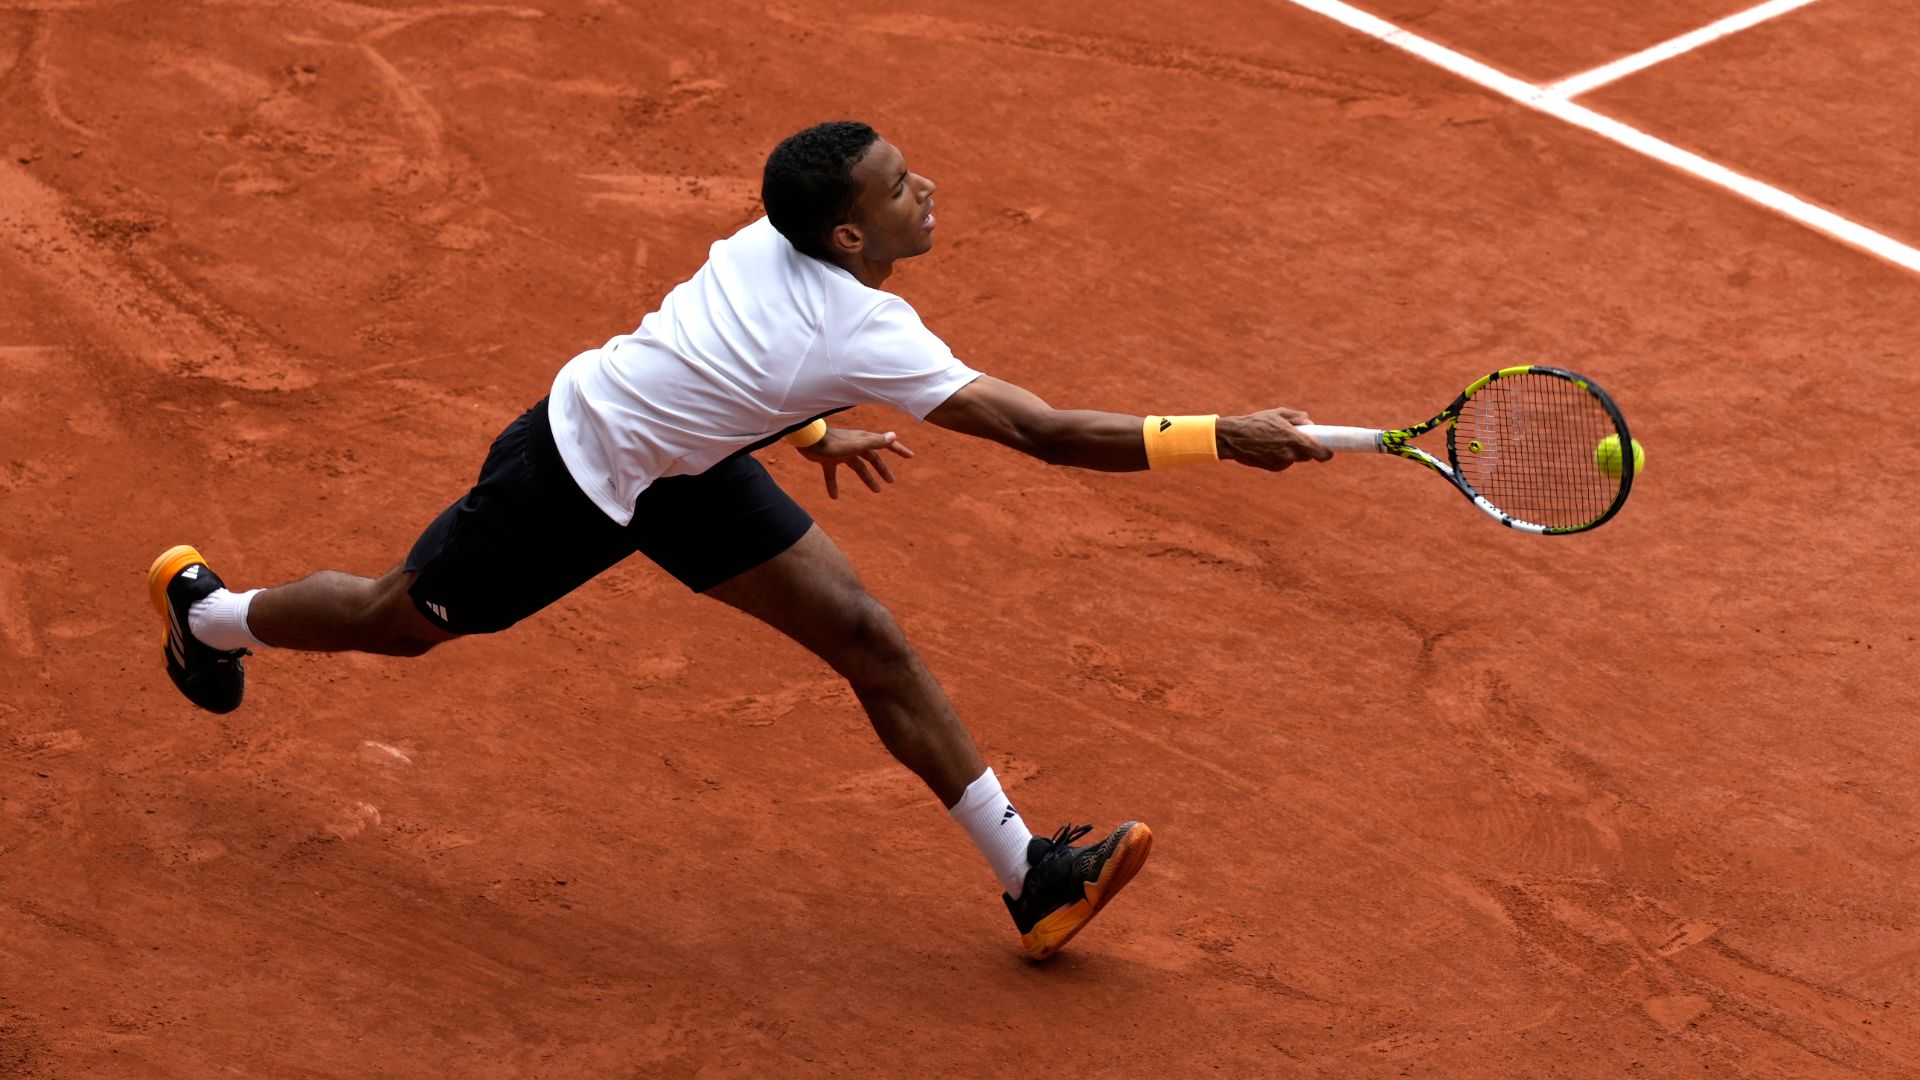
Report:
1594,434,1645,478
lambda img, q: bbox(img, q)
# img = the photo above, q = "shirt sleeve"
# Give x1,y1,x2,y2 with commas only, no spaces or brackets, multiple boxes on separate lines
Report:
831,297,982,419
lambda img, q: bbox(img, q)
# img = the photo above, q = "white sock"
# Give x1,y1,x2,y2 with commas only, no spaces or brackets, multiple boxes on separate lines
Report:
949,768,1036,898
188,588,266,651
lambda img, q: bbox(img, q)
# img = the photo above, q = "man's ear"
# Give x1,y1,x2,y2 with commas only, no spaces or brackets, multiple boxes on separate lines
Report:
828,221,865,257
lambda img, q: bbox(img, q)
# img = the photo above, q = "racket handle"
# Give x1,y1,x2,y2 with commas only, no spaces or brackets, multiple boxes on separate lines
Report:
1296,424,1387,454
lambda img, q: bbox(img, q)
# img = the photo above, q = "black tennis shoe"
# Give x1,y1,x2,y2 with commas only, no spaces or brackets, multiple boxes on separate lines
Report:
1003,820,1152,960
147,545,248,714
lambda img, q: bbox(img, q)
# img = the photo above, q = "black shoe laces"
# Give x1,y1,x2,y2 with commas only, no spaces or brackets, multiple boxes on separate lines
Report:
1043,823,1093,854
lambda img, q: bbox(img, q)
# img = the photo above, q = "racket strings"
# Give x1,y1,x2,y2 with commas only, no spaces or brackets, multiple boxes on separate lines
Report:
1451,373,1623,529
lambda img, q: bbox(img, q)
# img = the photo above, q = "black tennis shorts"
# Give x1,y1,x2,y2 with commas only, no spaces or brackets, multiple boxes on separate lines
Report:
405,398,813,635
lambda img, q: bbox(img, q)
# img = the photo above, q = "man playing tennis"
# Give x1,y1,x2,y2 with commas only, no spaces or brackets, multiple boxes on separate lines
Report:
148,121,1330,960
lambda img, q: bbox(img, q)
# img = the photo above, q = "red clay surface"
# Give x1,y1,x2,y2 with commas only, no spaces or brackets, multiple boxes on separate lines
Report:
3,1,1918,1077
1588,0,1920,240
1349,0,1779,81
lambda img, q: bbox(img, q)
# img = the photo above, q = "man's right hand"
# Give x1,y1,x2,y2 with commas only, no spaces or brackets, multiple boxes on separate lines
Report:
1216,408,1333,472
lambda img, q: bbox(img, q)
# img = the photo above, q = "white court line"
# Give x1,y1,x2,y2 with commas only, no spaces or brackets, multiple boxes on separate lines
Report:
1549,0,1823,98
1279,0,1920,276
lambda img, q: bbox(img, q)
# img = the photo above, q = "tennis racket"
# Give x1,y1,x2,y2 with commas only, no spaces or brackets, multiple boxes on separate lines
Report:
1298,365,1635,534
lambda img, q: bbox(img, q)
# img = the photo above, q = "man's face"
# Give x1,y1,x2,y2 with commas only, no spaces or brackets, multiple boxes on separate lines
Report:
842,138,937,262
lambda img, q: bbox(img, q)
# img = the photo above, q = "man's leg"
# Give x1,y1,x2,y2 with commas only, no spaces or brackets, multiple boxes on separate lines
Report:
147,546,464,715
705,524,982,807
703,523,1153,959
148,549,459,714
247,565,458,656
150,397,630,710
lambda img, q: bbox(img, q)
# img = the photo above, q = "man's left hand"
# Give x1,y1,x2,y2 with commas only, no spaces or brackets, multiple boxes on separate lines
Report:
797,428,914,499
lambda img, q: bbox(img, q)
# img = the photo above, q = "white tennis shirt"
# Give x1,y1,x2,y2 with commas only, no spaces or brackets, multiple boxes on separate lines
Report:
548,217,981,525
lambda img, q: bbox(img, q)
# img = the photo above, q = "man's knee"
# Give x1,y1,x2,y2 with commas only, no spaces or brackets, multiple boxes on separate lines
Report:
364,606,453,657
832,594,918,684
367,572,458,657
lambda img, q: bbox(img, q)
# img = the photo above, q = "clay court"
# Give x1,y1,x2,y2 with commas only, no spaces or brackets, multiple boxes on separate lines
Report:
3,0,1917,1076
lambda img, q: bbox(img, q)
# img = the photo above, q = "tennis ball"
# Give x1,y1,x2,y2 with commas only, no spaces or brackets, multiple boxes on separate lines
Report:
1594,434,1644,478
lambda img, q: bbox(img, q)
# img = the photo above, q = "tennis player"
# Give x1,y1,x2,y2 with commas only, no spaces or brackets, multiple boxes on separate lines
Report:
148,121,1329,960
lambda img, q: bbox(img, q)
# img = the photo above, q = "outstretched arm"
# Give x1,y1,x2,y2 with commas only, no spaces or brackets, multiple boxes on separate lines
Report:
923,375,1331,472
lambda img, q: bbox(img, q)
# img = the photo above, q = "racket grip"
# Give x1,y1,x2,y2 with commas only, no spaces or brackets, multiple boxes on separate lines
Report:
1296,424,1387,454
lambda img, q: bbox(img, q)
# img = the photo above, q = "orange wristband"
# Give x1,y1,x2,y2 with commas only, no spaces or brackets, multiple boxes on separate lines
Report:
783,419,828,448
1142,415,1219,469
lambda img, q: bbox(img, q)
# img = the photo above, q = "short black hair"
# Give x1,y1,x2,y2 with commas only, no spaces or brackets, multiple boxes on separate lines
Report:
762,121,880,260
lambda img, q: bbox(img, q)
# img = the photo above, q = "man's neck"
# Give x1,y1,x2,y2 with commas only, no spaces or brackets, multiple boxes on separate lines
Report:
832,253,894,289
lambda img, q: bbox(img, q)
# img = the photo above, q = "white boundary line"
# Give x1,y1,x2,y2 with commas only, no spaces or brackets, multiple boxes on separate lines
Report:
1549,0,1823,98
1279,0,1920,276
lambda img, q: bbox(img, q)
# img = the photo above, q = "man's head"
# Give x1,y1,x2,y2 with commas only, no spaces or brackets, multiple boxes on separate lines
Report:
762,121,937,270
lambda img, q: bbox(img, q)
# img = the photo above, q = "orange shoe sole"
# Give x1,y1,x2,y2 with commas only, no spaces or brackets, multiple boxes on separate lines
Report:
148,544,206,634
